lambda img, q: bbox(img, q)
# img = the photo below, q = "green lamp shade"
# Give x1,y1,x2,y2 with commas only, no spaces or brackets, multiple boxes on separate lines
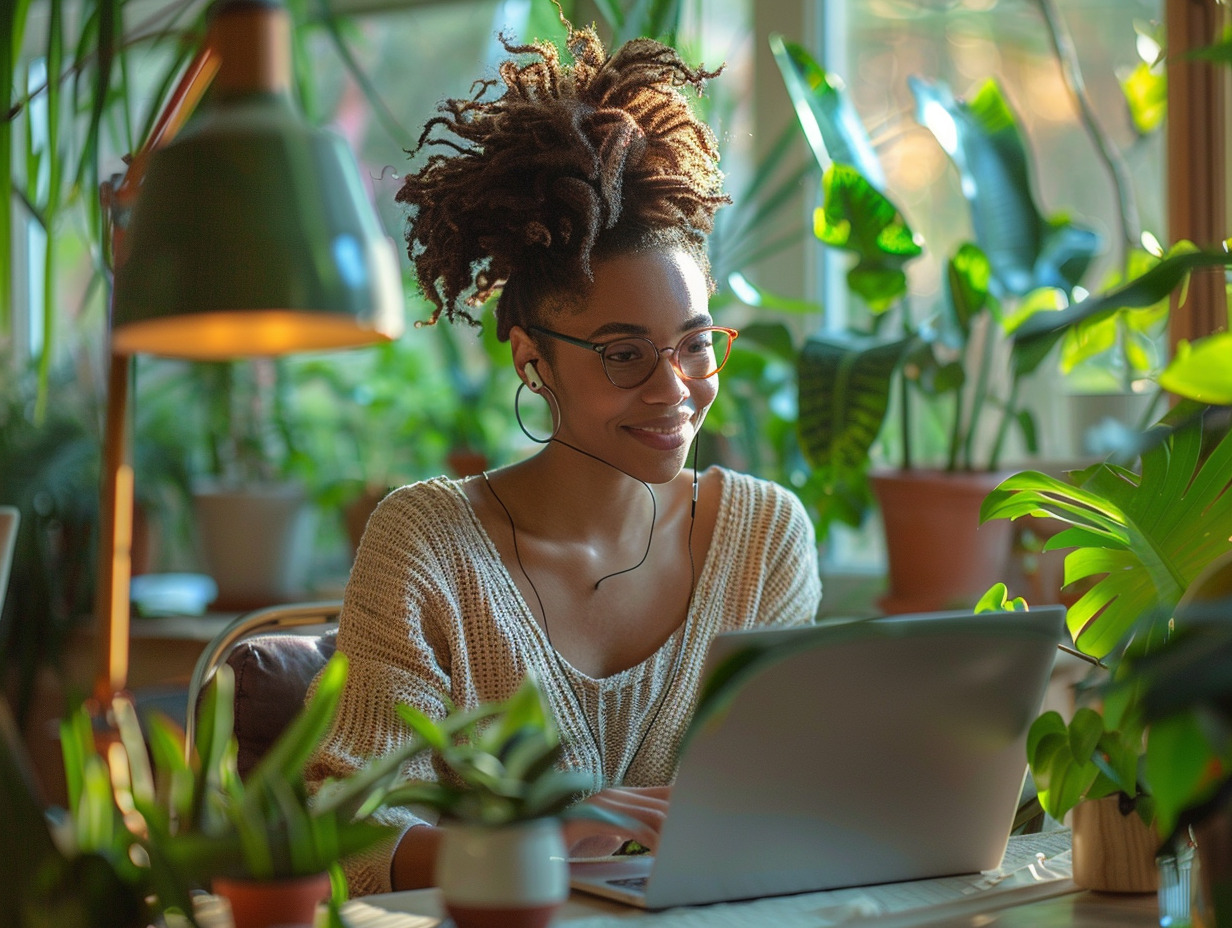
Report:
112,91,404,359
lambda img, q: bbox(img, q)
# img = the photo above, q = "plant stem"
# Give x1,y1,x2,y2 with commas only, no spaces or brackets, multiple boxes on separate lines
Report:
963,314,997,471
899,298,912,470
1035,0,1141,271
988,375,1020,470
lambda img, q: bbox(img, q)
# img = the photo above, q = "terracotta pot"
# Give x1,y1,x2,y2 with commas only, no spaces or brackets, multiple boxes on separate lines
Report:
871,469,1015,614
1071,796,1158,893
212,871,331,928
437,818,568,928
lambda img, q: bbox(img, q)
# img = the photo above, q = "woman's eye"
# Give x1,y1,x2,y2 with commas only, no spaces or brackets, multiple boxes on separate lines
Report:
682,333,714,354
604,342,647,364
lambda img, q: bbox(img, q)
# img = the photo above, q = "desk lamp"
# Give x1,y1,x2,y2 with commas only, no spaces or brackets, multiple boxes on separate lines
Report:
97,0,403,710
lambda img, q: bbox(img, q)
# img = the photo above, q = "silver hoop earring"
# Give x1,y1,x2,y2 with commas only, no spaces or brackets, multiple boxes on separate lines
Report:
514,381,559,444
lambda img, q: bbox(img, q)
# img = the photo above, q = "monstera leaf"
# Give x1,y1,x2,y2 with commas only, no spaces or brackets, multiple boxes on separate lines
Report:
815,164,923,312
980,410,1232,660
910,76,1100,299
770,35,884,186
797,333,913,531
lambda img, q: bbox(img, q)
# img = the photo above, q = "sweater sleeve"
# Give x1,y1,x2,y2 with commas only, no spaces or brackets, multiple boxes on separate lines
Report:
746,476,823,629
305,481,463,897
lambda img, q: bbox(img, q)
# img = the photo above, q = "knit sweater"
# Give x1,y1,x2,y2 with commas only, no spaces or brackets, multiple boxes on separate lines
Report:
306,466,821,895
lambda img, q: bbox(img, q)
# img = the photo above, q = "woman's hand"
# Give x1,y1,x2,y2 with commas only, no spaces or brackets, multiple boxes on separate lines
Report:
563,785,671,859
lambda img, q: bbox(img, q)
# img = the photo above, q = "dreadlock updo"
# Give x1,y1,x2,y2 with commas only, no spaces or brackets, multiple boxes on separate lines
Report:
395,21,730,341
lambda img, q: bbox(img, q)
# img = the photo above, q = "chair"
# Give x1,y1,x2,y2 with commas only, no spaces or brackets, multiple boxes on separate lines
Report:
185,600,342,777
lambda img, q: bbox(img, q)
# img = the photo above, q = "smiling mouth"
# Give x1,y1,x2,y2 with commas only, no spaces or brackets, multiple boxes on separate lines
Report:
632,423,689,435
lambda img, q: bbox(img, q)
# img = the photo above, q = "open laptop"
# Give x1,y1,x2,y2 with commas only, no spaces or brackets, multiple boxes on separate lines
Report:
570,606,1066,909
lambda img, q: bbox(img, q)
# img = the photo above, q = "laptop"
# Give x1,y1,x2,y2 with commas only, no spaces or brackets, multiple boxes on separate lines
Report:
570,606,1066,909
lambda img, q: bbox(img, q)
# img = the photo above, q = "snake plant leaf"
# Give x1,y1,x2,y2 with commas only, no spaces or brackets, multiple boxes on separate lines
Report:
981,416,1232,660
797,332,911,529
816,163,922,312
1159,334,1232,404
910,76,1100,299
769,35,884,187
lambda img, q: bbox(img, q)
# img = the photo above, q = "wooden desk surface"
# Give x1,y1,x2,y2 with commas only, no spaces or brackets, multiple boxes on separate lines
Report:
351,884,1160,927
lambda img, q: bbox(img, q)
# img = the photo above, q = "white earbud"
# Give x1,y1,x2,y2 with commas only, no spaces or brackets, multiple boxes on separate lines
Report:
523,361,541,391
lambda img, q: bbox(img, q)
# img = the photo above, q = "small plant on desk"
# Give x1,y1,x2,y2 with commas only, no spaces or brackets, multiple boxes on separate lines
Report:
380,675,626,928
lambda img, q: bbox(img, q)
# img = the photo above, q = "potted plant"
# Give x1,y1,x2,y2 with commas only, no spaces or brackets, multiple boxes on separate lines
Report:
981,401,1232,902
381,676,624,928
732,35,1111,612
114,651,468,928
1114,545,1232,924
0,695,155,928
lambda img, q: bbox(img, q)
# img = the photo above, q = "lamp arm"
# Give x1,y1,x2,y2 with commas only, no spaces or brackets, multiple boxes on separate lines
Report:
94,42,218,711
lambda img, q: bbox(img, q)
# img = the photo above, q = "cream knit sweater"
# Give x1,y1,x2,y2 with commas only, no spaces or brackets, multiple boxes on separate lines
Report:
306,466,821,895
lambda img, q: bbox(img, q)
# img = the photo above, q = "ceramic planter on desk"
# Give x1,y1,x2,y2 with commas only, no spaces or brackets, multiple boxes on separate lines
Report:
438,818,569,928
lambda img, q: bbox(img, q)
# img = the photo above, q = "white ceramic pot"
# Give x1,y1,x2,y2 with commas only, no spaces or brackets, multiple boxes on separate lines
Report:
437,818,569,928
192,481,316,610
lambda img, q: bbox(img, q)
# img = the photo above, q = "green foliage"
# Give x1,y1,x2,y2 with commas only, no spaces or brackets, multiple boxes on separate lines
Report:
768,36,883,186
1026,707,1151,825
1121,61,1167,135
729,38,1101,537
980,411,1232,660
0,698,151,928
1159,333,1232,405
909,76,1099,299
814,164,922,312
1013,240,1232,373
381,676,618,829
1125,573,1232,839
129,655,409,897
974,582,1028,613
795,332,909,529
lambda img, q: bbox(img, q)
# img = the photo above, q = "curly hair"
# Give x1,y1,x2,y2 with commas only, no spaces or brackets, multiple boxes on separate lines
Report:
395,21,730,340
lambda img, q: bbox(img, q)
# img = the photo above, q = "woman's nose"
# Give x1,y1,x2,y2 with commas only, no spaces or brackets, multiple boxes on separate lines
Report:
641,350,691,403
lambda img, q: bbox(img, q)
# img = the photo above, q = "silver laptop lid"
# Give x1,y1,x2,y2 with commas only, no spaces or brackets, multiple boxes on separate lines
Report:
643,607,1066,908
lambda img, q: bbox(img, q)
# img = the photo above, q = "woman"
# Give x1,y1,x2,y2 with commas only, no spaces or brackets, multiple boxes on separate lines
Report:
306,21,822,895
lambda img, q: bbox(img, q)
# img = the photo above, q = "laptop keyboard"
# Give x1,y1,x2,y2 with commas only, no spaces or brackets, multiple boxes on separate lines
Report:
607,876,650,890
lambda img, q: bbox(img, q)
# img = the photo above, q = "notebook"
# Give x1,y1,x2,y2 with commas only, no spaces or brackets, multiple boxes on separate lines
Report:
569,606,1066,909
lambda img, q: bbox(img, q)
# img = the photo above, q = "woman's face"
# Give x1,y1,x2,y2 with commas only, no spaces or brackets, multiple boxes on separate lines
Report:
526,247,718,485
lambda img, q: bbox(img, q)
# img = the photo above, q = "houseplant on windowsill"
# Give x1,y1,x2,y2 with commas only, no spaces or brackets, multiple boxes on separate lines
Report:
733,36,1108,612
381,675,625,928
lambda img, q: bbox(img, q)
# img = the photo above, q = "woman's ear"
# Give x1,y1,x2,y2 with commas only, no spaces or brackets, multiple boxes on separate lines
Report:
509,325,544,391
522,361,541,391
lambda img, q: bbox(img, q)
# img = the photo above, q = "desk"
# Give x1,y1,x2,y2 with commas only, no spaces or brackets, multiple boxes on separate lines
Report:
347,885,1159,927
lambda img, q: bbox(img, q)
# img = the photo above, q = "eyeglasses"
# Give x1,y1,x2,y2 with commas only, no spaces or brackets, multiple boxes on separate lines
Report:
530,325,739,389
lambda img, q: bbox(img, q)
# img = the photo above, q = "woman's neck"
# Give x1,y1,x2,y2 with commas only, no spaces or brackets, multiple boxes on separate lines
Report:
501,440,669,542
